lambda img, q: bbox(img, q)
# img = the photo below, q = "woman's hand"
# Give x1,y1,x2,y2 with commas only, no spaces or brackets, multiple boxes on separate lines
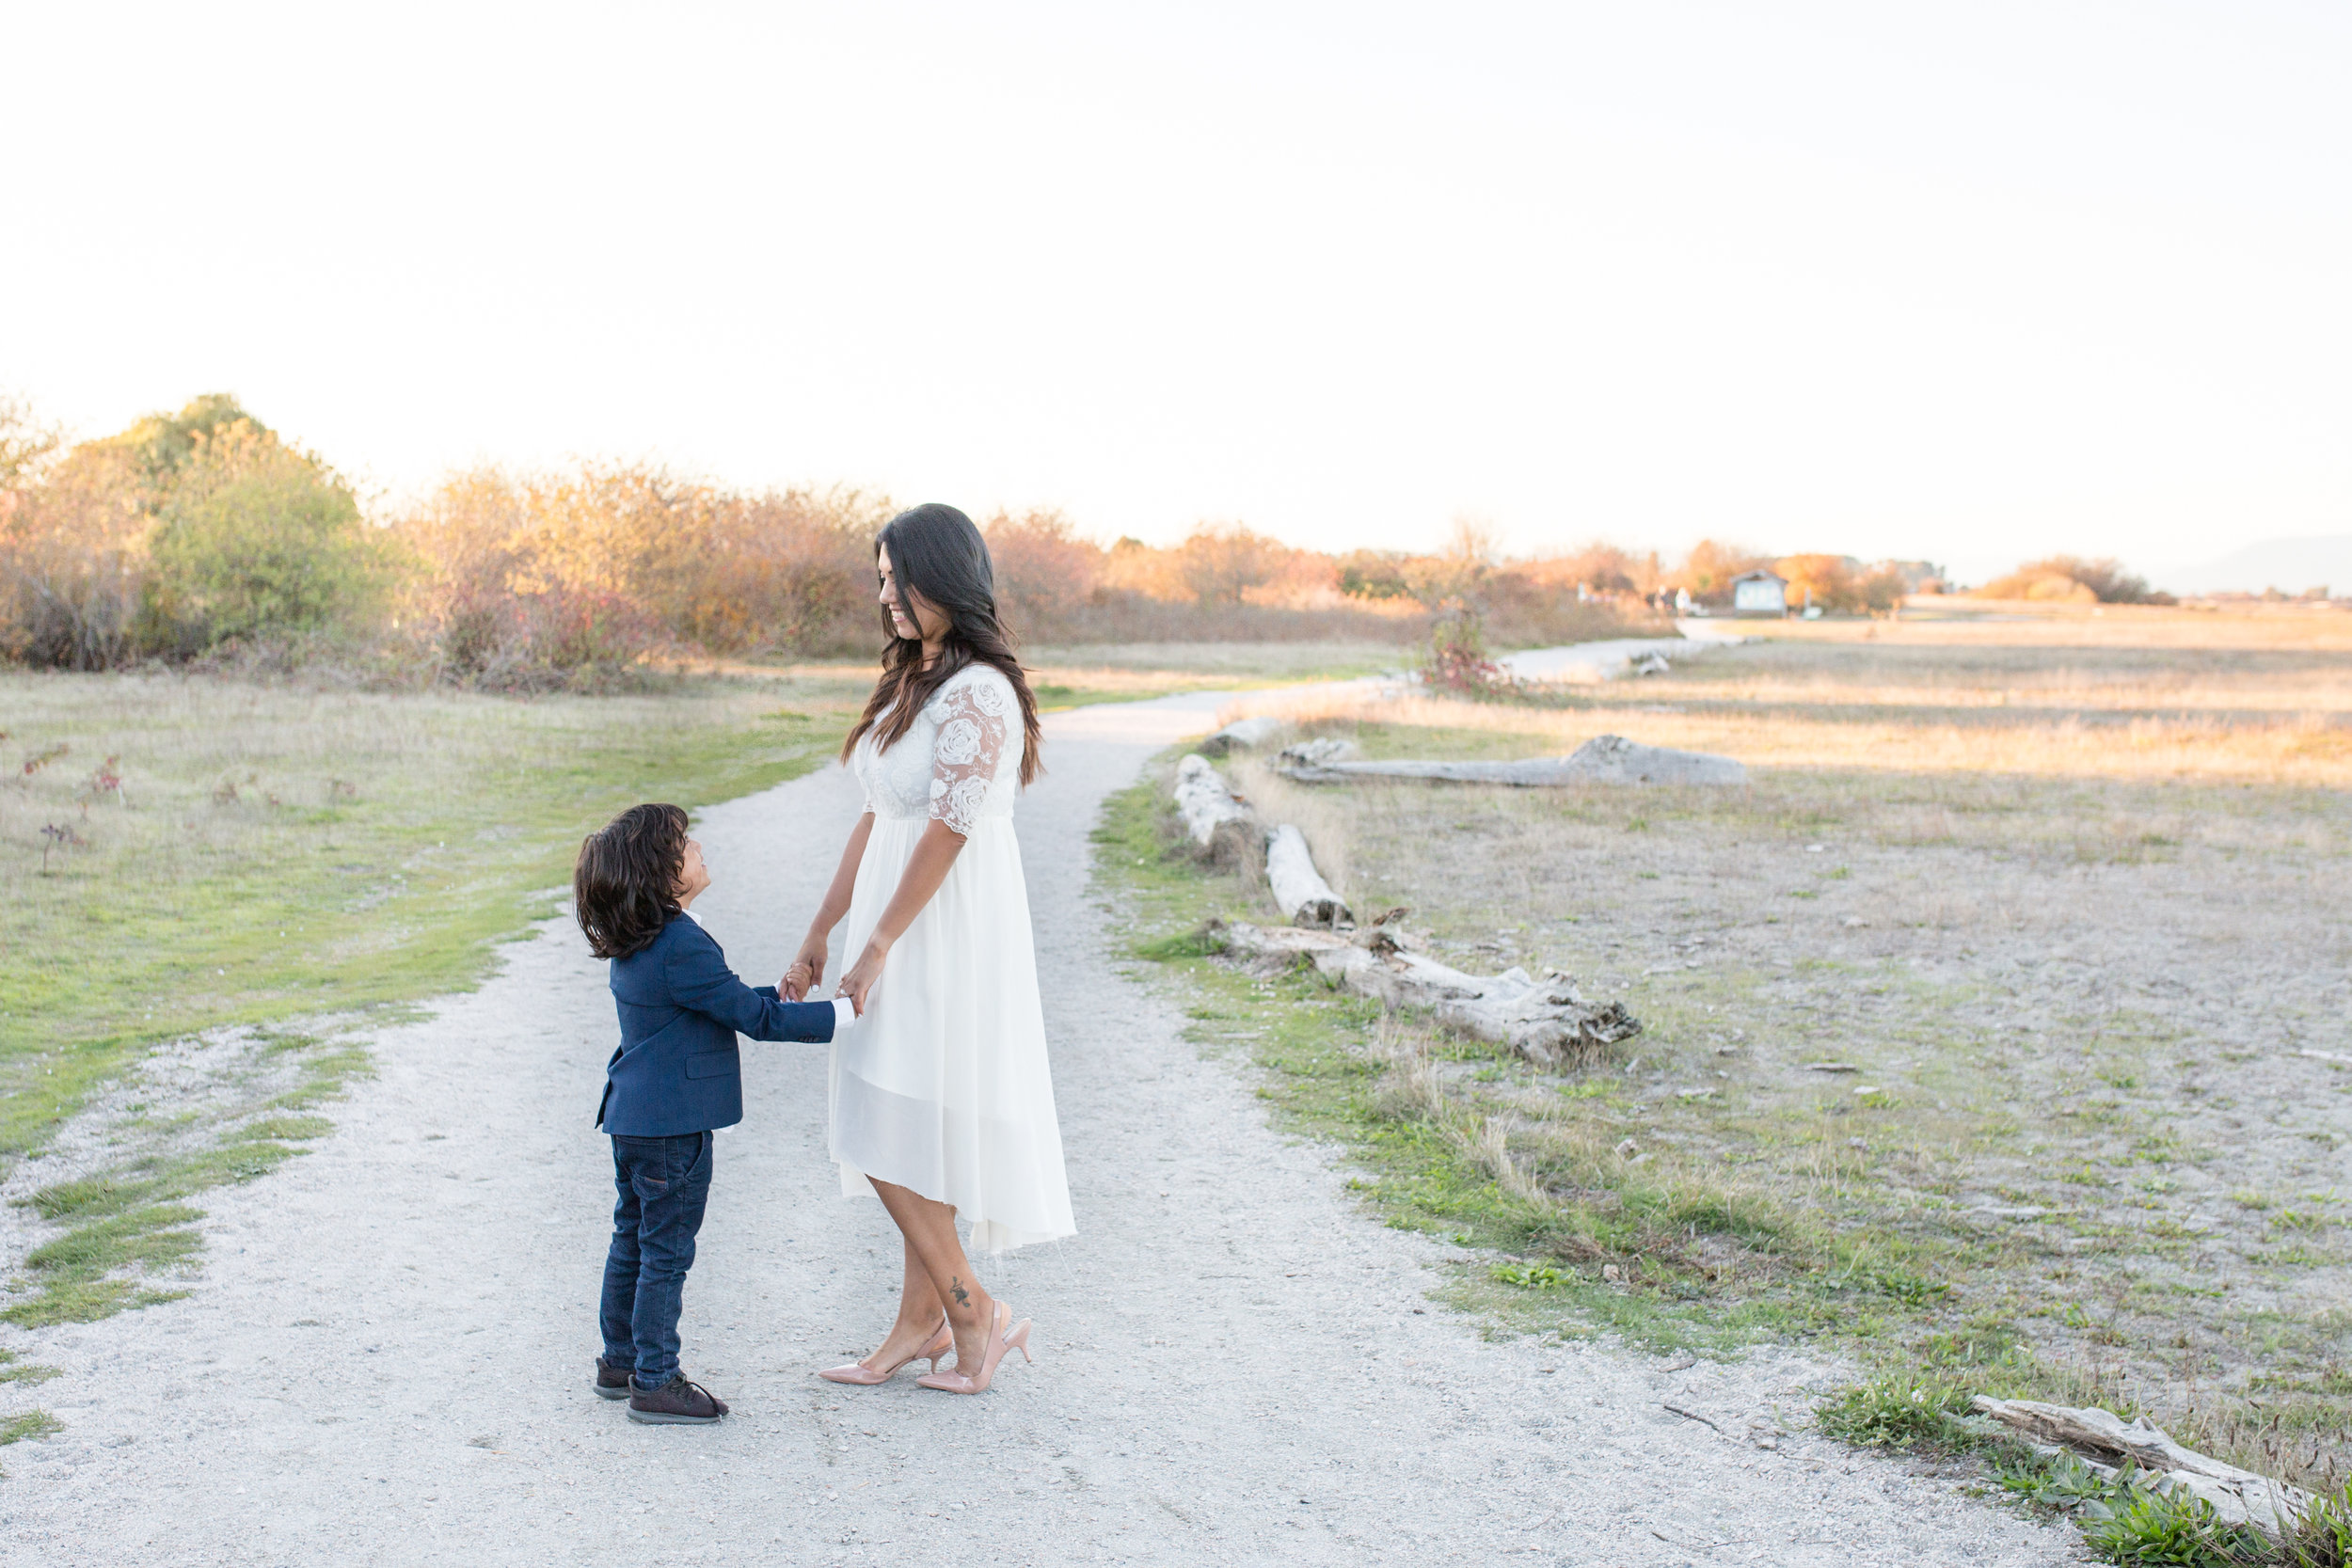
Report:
781,932,828,1001
834,939,890,1016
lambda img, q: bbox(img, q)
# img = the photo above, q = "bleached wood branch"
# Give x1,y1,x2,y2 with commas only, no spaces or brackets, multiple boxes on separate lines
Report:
1197,716,1285,757
1172,752,1258,863
1283,734,1746,787
1213,916,1641,1069
1972,1398,2312,1536
1263,824,1350,928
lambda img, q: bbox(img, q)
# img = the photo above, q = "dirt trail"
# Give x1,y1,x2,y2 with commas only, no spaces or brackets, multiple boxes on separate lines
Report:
0,695,2077,1566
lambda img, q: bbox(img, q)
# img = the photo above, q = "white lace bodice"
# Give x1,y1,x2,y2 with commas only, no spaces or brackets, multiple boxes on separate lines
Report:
851,663,1025,833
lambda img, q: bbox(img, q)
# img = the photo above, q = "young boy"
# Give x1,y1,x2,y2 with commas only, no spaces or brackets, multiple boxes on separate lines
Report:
573,803,850,1425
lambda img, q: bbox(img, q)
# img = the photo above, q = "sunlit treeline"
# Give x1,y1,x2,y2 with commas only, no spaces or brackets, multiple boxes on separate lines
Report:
1,392,2147,690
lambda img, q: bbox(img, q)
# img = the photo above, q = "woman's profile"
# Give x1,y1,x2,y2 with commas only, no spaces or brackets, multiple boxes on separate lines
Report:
783,502,1073,1394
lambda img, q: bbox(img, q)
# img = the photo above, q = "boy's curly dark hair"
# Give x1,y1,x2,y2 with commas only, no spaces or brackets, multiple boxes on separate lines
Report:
575,803,689,959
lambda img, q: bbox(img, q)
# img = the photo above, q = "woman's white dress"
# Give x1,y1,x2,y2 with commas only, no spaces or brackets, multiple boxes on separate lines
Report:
833,663,1074,1254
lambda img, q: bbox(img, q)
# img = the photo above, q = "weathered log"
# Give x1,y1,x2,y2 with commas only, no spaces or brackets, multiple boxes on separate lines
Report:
1264,825,1350,928
1197,716,1285,757
1972,1398,2312,1535
1278,736,1359,768
1172,753,1257,863
1282,734,1745,787
1215,919,1641,1069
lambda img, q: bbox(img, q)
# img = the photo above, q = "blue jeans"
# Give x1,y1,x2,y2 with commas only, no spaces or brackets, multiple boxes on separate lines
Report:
598,1131,713,1391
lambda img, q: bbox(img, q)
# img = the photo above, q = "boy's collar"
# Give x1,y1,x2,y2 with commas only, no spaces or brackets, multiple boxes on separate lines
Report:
680,908,705,926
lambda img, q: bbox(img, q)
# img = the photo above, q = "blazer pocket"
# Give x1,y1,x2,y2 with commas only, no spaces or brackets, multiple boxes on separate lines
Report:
683,1049,739,1081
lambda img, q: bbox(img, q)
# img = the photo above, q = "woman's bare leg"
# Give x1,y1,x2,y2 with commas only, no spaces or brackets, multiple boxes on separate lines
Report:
853,1232,950,1373
871,1178,997,1370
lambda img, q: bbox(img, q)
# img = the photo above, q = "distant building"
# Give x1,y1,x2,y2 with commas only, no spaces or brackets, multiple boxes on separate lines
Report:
1731,569,1788,616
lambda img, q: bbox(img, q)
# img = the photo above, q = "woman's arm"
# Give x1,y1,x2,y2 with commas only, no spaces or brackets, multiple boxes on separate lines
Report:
781,812,874,999
830,675,1008,1012
834,821,964,1013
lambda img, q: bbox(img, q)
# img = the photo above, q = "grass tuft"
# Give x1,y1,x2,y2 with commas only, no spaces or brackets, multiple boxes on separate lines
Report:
0,1410,62,1445
1813,1376,1981,1452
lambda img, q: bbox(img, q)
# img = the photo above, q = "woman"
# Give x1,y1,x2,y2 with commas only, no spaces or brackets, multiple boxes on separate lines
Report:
781,503,1073,1395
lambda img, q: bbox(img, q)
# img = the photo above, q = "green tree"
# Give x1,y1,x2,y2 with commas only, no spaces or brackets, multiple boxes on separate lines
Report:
105,393,265,492
141,420,387,652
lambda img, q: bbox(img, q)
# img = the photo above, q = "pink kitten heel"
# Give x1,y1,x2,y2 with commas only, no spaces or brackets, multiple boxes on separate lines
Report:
818,1315,953,1386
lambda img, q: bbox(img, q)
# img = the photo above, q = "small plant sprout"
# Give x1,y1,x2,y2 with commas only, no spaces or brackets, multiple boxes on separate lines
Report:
39,822,87,871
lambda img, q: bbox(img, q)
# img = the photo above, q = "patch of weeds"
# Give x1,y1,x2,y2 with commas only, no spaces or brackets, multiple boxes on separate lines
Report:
1813,1376,1980,1451
1493,1262,1568,1289
0,1350,60,1386
2079,1477,2272,1565
1134,923,1230,961
1862,1268,1954,1308
0,1410,61,1445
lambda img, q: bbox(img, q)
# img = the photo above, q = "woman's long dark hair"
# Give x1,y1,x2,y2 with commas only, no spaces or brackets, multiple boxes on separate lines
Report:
841,503,1043,787
574,802,689,959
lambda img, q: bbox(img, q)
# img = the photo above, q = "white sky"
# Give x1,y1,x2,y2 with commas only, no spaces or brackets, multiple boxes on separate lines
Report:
4,2,2346,578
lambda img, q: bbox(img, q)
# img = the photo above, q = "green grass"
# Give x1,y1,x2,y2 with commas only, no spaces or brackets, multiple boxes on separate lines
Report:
0,671,865,1164
0,668,866,1330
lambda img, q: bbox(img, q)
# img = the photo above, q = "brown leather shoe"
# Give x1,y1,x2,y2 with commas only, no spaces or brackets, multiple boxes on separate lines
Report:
627,1374,728,1425
595,1356,633,1401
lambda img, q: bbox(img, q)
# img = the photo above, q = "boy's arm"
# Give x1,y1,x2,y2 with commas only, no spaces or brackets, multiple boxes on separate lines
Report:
666,927,839,1043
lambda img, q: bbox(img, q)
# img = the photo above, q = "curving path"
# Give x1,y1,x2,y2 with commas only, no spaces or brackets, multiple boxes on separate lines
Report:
0,694,2078,1566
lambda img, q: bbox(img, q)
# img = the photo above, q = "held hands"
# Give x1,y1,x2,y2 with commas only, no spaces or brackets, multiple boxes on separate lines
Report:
779,933,828,1001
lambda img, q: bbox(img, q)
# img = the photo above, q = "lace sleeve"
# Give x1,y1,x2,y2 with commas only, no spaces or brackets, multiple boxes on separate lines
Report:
928,677,1010,835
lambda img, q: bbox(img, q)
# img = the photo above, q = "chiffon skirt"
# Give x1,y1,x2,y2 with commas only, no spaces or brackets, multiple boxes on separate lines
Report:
829,814,1074,1254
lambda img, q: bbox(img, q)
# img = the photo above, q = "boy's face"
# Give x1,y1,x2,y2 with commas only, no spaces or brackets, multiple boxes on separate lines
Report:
675,835,711,905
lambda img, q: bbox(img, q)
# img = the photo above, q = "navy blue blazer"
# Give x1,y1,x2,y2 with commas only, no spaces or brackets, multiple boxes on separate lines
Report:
596,913,836,1137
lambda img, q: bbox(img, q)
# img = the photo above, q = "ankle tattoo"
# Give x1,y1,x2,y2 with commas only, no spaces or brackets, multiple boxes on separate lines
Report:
949,1275,971,1307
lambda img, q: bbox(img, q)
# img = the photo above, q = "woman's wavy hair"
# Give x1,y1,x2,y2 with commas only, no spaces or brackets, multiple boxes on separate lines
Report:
841,503,1043,786
574,802,690,959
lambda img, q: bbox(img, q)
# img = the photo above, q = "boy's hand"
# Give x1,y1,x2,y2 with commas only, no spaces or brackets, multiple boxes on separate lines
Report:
781,933,827,1001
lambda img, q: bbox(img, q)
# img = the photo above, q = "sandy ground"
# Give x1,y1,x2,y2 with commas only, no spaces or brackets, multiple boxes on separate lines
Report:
0,692,2081,1567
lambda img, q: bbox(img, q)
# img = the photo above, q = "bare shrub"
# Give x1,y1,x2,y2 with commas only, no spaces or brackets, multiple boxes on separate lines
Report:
0,443,147,670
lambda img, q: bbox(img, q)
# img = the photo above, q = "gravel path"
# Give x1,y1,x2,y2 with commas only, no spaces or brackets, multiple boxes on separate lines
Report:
0,695,2081,1566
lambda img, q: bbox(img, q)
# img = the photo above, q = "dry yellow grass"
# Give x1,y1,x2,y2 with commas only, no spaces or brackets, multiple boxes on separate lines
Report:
1180,603,2352,1471
1225,607,2352,788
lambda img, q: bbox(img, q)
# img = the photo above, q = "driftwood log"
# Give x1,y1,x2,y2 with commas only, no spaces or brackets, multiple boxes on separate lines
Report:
1196,716,1285,757
1264,825,1350,928
1279,737,1359,768
1972,1398,2312,1535
1213,917,1640,1069
1282,734,1745,787
1172,753,1258,865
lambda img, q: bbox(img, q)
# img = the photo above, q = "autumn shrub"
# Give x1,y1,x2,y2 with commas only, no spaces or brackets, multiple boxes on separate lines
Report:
394,466,887,679
1420,610,1511,696
1979,555,2175,606
0,442,148,670
1,396,392,666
